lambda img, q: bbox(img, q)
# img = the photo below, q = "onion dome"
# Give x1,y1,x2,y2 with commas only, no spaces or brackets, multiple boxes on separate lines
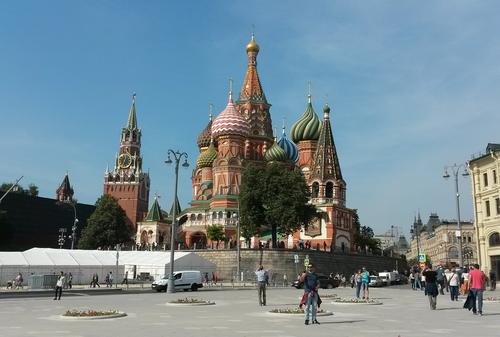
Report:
264,137,288,162
212,91,250,139
290,93,321,143
197,114,212,149
277,126,299,162
196,141,217,168
246,33,260,53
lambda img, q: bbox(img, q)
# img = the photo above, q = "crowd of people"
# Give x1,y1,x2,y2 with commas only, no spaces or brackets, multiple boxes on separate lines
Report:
410,263,495,315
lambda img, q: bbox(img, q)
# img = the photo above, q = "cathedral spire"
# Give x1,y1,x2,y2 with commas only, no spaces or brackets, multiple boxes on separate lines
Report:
238,33,267,105
127,93,138,130
310,102,343,182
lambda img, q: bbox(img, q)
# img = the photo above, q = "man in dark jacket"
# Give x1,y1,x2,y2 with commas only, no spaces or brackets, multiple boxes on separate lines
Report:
300,263,320,325
423,265,438,310
436,266,445,295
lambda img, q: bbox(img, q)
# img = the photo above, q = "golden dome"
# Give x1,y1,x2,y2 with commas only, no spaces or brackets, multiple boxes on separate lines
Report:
246,34,260,53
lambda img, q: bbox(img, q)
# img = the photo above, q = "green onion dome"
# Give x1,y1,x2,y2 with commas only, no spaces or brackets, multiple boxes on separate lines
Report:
264,138,288,162
290,95,321,143
196,141,217,168
197,117,212,149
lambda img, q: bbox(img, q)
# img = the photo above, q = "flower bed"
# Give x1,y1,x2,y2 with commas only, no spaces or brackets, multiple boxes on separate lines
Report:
167,297,215,306
269,308,333,316
331,298,382,305
60,310,127,320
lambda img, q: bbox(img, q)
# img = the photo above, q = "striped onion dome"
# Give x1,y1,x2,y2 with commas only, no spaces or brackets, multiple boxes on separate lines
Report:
264,138,288,162
277,126,299,162
290,94,321,143
197,116,212,149
212,93,250,139
196,141,217,168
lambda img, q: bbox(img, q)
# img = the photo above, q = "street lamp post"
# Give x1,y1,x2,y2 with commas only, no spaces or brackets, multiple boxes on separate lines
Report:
164,150,189,294
410,224,421,264
231,212,241,282
58,228,67,249
69,202,79,250
443,163,469,267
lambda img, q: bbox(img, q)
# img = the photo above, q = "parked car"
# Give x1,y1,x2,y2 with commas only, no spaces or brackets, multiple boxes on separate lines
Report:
292,274,340,289
369,275,384,287
151,270,203,292
393,274,408,285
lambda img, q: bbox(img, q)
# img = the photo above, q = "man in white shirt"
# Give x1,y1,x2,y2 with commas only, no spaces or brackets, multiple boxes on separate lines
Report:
54,271,65,300
255,265,268,306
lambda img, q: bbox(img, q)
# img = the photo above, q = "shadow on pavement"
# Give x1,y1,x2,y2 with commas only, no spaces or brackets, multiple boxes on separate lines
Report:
320,320,365,324
436,307,461,311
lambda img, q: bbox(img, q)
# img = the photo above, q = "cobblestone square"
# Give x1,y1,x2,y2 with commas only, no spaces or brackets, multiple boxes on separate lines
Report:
1,286,499,337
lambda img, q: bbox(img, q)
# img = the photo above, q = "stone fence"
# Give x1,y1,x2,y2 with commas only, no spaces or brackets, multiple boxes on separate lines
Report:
194,249,405,282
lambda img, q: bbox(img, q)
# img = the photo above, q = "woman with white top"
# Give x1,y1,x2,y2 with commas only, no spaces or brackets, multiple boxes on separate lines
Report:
447,268,460,301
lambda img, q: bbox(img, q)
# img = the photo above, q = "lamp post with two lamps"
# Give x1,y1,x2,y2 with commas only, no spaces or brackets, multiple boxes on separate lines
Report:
410,223,421,265
442,163,469,268
230,211,241,282
164,150,189,294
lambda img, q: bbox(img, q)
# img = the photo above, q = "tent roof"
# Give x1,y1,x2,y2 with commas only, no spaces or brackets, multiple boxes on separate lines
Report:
0,248,211,268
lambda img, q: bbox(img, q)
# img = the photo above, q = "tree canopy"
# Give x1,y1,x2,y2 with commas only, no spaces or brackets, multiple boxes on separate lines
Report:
0,182,39,197
78,194,132,249
352,209,381,254
206,224,225,249
239,163,317,248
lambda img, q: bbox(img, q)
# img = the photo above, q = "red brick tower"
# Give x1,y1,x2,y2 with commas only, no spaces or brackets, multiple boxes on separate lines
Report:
103,94,150,231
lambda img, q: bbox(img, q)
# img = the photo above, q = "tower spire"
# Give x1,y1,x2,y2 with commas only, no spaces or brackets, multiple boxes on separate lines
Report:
127,93,138,130
307,81,312,103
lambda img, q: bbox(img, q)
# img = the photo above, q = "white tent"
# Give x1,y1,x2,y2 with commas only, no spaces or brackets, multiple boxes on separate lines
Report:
0,248,216,285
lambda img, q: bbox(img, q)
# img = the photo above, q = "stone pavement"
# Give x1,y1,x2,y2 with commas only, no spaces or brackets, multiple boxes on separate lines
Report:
0,285,499,337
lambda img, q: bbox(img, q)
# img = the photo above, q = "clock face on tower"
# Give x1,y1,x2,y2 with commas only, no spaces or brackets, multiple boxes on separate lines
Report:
118,153,132,168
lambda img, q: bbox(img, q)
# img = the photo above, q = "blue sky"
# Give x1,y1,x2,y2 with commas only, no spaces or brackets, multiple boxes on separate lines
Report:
1,1,499,236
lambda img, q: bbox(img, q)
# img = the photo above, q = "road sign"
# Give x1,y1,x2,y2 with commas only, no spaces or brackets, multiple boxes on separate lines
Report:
418,253,426,263
294,254,299,264
304,255,310,267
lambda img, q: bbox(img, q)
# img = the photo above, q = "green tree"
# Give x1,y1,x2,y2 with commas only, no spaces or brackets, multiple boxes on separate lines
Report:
0,182,39,197
206,224,225,249
28,184,39,197
78,195,132,249
352,209,381,254
240,163,317,248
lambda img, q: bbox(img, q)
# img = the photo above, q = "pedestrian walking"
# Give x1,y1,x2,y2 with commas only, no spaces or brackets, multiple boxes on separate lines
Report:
489,270,497,291
300,263,320,325
436,266,445,295
68,272,73,289
54,271,65,300
423,265,438,310
121,271,129,289
255,265,268,306
469,264,487,316
283,273,288,287
447,268,459,301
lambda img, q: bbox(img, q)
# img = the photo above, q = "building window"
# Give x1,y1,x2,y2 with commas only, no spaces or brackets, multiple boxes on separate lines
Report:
483,172,489,187
486,200,491,217
496,198,500,215
489,232,500,247
311,182,319,198
325,182,333,198
468,236,472,243
494,170,497,184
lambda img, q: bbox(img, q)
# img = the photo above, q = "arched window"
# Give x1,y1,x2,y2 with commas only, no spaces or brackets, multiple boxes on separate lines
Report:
489,232,500,247
448,247,459,259
325,182,334,198
311,182,319,198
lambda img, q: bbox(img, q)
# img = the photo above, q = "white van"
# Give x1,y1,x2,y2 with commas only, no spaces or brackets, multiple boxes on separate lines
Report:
151,270,203,292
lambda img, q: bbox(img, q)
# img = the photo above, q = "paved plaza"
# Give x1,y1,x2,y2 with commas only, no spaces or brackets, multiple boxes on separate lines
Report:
0,286,499,337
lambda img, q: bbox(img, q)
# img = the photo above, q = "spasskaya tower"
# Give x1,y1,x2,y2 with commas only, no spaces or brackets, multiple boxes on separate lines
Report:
103,94,150,231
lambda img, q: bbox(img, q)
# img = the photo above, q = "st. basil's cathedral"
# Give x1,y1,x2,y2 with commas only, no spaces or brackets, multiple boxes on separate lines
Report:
104,35,355,252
